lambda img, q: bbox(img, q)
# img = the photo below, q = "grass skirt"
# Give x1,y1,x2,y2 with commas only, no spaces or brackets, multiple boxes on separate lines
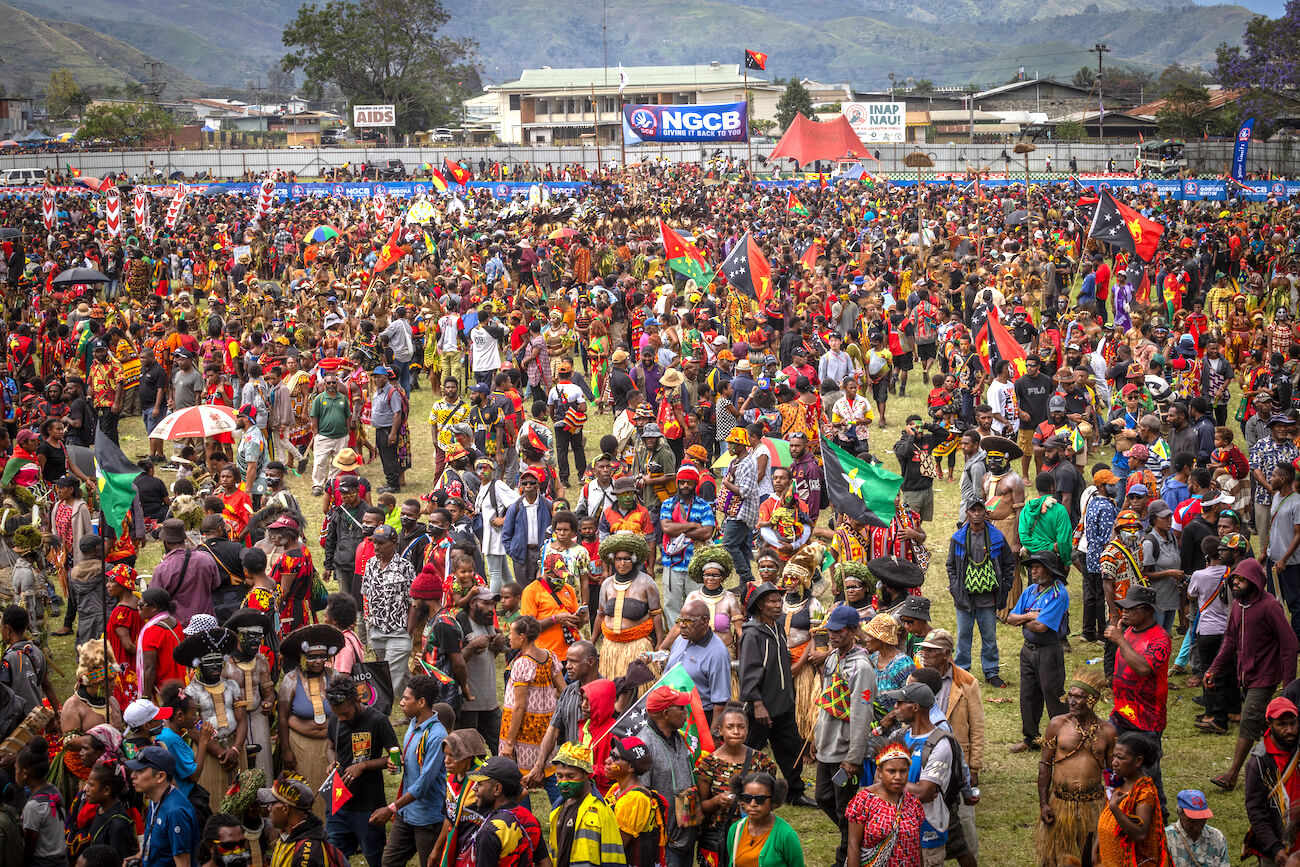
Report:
1034,788,1104,867
288,728,331,820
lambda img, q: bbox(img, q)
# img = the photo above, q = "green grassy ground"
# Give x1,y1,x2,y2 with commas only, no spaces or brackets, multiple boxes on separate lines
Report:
48,367,1251,865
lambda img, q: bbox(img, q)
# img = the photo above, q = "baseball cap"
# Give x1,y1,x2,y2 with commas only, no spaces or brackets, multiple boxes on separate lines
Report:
919,629,955,653
123,699,173,731
337,474,361,491
467,755,523,786
1127,483,1149,497
1218,533,1246,550
467,586,499,604
1116,585,1157,609
824,606,861,631
257,774,317,809
372,365,394,378
1203,492,1234,507
125,745,177,777
1176,790,1213,820
470,382,490,394
1123,443,1149,460
1267,697,1299,720
646,685,691,713
884,682,935,708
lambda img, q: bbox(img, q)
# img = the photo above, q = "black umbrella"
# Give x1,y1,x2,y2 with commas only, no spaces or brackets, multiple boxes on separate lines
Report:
0,228,20,240
51,267,110,285
1005,209,1031,227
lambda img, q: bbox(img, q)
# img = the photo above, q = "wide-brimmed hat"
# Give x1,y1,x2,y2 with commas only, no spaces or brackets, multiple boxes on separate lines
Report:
979,435,1023,461
661,368,684,388
744,581,781,614
868,556,925,590
173,626,237,669
225,608,273,634
281,624,345,667
333,448,362,470
257,773,315,810
1022,550,1068,580
611,475,639,494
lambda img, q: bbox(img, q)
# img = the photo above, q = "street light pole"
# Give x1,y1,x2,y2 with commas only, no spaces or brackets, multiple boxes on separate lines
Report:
1091,42,1110,138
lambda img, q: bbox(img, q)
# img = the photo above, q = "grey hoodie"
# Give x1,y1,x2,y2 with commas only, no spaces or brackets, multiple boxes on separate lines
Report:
813,645,875,765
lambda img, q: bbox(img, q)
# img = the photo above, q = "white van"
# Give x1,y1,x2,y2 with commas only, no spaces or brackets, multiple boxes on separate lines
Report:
1,168,47,186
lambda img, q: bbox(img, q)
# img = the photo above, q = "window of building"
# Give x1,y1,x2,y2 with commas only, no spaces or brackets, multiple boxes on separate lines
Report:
509,94,520,111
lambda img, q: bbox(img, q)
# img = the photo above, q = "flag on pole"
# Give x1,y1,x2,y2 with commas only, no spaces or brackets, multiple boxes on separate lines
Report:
1087,190,1163,262
820,438,903,528
326,769,353,811
794,239,823,270
373,222,406,273
974,311,1029,377
659,220,713,286
718,231,773,306
95,426,142,534
610,664,715,759
443,157,472,185
618,64,629,95
428,169,449,192
67,164,81,178
744,50,768,71
786,190,810,216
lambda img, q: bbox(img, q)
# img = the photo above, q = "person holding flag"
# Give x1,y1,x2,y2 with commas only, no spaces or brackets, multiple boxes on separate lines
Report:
636,685,702,867
324,674,397,867
373,675,448,867
257,773,351,867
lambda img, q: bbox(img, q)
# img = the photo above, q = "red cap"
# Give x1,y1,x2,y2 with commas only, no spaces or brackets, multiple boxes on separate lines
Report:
1267,697,1299,720
645,685,691,713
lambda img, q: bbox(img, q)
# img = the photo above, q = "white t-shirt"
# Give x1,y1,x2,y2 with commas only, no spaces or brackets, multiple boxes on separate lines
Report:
986,379,1019,434
475,480,520,556
437,314,462,352
469,323,502,373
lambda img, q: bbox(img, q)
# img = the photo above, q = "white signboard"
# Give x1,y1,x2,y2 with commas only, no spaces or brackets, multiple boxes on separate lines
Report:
353,104,396,127
842,102,905,143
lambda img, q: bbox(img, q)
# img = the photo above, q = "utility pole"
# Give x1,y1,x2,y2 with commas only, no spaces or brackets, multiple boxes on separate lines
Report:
1091,42,1110,139
591,82,602,169
965,84,977,144
889,73,896,100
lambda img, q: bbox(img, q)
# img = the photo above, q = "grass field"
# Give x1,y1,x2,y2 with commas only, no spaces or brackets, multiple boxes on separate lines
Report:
46,367,1253,865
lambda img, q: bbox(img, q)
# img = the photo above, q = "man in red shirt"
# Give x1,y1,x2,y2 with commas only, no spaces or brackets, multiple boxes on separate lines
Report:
1093,255,1112,326
1106,584,1171,819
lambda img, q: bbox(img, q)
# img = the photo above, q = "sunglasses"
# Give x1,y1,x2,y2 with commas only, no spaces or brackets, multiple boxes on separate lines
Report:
675,616,701,626
737,793,771,804
520,479,538,486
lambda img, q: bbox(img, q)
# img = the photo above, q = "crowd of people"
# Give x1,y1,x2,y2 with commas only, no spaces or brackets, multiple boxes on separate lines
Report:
0,160,1297,867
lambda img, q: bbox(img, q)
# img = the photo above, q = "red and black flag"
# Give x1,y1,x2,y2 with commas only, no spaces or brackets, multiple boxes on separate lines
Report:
443,157,472,185
1088,189,1163,262
794,238,823,270
719,231,773,305
974,310,1028,378
744,50,767,71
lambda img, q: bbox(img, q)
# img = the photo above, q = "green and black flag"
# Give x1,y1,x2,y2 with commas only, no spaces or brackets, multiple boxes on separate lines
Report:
820,437,903,528
95,426,142,534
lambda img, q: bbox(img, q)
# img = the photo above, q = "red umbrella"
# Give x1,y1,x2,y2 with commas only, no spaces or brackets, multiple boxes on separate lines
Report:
150,404,238,440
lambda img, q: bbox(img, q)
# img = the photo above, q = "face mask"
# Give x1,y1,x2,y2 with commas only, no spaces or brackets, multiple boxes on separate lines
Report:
400,516,417,528
429,525,446,537
362,526,377,537
557,780,585,800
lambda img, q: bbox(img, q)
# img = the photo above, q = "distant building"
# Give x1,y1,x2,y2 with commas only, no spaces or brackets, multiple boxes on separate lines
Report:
274,110,333,145
488,62,784,145
0,97,35,135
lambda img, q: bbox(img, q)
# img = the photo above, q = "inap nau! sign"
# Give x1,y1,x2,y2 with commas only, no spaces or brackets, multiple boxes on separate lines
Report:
842,102,905,143
353,105,396,127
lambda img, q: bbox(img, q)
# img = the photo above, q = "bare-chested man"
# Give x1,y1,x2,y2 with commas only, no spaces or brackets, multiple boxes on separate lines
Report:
1034,667,1116,867
980,435,1027,619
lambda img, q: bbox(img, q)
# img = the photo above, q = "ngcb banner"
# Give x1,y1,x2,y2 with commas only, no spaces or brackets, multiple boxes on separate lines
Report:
621,102,748,144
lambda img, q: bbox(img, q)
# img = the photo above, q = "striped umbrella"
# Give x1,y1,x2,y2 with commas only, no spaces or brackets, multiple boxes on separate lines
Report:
150,404,238,440
305,225,340,243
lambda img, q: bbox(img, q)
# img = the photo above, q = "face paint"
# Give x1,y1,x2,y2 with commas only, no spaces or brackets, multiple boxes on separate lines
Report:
557,780,585,800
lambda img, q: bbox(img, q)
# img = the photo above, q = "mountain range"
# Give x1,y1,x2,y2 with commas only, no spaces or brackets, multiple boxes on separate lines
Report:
0,0,1265,98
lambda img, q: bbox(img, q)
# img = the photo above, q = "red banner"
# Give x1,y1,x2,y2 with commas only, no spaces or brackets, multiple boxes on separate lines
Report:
104,187,122,238
373,193,387,224
132,185,150,235
255,179,275,220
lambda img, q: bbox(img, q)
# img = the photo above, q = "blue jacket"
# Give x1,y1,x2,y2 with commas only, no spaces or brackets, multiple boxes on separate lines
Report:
501,494,553,563
946,522,1015,611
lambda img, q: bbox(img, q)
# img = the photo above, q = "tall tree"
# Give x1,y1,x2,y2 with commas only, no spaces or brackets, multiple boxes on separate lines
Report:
1071,66,1096,89
281,0,477,134
1217,0,1300,129
46,68,87,118
79,103,176,146
775,79,814,131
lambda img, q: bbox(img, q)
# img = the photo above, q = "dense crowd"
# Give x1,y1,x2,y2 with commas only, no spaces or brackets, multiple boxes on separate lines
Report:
0,163,1297,867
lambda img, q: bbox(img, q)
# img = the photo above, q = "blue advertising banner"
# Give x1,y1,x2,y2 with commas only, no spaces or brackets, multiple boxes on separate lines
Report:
621,102,748,145
1232,118,1255,182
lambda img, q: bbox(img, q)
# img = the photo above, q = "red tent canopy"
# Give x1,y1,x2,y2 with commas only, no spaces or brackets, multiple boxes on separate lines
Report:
767,113,877,167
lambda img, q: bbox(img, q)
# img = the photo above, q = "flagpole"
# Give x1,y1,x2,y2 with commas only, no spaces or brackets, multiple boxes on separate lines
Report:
744,62,753,172
99,508,109,693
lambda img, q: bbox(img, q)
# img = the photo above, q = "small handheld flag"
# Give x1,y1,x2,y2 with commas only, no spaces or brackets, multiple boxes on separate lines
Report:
786,190,810,216
95,426,143,534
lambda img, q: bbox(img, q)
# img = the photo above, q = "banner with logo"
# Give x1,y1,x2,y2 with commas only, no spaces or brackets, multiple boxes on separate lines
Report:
163,185,189,230
104,187,122,238
621,102,748,145
1231,118,1255,183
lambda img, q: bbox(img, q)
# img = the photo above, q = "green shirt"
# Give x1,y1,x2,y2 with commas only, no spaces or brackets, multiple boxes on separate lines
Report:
310,392,350,439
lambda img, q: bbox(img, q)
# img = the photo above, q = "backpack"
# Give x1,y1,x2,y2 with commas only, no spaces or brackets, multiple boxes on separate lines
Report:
919,728,966,810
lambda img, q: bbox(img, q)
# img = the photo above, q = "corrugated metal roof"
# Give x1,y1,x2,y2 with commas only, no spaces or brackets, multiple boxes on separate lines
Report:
495,65,749,92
